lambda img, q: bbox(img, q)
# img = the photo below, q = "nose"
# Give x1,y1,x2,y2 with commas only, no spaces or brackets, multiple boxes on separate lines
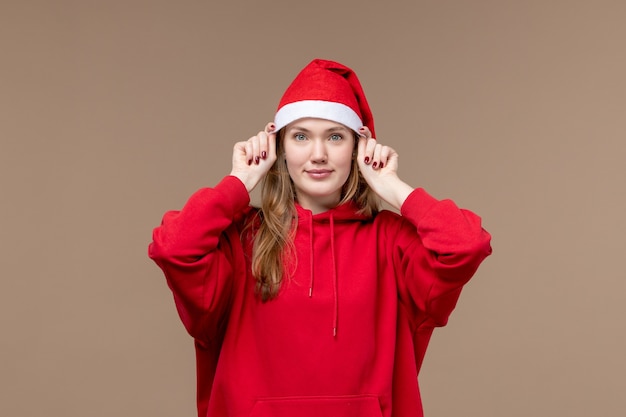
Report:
310,139,327,163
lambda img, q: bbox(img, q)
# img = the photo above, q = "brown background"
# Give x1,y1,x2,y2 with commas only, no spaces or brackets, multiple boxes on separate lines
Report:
1,1,625,416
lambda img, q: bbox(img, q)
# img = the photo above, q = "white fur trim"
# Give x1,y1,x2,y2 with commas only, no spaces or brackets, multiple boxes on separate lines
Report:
274,100,362,132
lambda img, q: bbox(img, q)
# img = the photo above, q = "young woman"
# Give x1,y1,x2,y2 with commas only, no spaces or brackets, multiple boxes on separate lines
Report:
149,59,492,417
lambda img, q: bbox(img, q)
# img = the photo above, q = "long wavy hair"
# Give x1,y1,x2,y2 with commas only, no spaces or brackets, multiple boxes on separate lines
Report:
248,129,381,301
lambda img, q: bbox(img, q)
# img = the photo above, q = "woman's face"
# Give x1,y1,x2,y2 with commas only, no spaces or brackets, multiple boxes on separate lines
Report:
282,118,355,214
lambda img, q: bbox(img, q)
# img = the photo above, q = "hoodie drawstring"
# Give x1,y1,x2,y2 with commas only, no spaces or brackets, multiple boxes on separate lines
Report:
308,215,314,297
329,213,338,337
306,212,339,337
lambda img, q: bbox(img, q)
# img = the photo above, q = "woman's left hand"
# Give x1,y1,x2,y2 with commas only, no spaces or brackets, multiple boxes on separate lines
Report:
357,126,414,211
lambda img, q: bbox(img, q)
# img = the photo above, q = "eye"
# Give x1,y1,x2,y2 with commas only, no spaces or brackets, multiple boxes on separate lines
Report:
329,134,343,141
294,133,307,141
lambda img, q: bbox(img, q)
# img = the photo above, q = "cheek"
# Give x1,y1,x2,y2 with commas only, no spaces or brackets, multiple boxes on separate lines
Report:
284,145,309,166
284,153,304,177
285,159,296,178
336,148,355,169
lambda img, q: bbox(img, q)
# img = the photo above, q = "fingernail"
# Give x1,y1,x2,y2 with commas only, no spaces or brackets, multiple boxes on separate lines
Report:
379,162,384,169
261,151,267,159
372,162,378,169
247,159,252,166
255,156,260,164
269,123,276,132
364,157,370,164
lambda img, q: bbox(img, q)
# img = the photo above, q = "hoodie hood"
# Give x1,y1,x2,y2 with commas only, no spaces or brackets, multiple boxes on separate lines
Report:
295,200,371,224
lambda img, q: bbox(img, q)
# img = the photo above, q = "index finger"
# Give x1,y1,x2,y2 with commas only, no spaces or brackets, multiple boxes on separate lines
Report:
358,126,372,139
265,122,277,158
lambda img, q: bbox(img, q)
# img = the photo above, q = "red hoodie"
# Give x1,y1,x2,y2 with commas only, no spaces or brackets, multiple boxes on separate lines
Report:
148,175,492,417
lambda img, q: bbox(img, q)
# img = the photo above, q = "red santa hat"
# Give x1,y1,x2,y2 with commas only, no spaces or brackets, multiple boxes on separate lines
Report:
274,59,375,138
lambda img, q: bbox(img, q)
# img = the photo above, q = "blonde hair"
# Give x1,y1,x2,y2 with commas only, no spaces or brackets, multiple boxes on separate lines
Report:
248,130,380,301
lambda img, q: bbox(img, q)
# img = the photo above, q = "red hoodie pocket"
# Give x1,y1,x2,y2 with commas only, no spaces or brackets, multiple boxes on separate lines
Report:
249,395,383,417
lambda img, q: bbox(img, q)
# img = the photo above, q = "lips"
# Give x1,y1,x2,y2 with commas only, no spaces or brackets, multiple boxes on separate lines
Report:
306,169,332,179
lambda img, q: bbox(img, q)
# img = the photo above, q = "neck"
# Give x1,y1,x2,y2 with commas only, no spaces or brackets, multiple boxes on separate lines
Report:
295,194,341,215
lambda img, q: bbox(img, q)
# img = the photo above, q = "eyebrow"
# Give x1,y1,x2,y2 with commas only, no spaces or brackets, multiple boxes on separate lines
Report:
288,125,350,133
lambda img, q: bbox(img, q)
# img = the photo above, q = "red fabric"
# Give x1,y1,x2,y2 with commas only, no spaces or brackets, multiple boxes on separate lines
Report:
148,175,492,417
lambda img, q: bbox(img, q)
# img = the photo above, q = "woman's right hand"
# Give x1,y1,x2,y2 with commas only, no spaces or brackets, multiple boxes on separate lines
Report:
230,122,277,192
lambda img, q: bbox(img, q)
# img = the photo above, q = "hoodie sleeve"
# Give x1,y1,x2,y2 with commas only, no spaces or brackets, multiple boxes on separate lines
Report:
148,176,251,343
394,187,492,329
